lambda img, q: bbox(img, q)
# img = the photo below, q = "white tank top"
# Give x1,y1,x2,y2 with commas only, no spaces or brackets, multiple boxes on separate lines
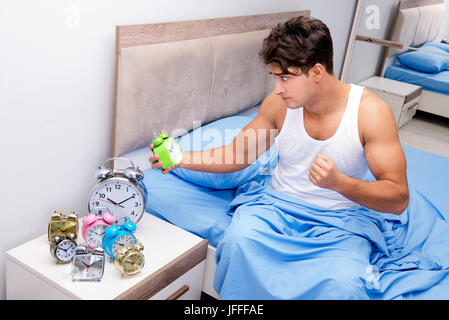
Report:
270,84,368,210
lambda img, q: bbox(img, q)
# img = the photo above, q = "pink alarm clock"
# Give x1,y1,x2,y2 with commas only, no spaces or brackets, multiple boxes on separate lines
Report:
82,211,115,249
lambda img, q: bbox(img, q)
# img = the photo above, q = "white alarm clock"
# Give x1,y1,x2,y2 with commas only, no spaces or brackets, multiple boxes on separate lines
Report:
88,157,147,225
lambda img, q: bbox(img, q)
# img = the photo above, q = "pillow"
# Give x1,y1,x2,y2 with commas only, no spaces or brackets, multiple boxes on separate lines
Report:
423,41,449,53
248,111,258,119
172,115,278,189
397,42,449,73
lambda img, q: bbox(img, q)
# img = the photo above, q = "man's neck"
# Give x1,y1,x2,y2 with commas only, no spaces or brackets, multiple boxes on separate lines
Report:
304,75,350,118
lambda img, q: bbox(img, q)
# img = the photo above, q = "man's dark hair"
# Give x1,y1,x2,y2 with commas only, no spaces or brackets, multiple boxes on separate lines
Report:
260,15,334,75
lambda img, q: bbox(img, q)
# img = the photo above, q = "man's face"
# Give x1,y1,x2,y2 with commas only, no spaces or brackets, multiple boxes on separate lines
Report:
268,64,315,109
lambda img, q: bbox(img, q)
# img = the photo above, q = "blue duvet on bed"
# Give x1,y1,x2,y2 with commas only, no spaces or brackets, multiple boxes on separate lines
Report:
143,144,449,299
142,107,449,300
215,173,449,299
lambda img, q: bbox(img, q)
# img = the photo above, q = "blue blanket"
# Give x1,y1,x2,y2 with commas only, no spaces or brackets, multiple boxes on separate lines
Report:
213,174,449,299
144,145,449,299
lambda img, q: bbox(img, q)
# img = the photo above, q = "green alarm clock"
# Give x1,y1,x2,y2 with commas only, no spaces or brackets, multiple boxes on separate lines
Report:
152,132,183,170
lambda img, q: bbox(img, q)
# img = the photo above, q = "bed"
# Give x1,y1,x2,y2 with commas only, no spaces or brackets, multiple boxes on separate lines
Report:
111,11,309,299
112,11,449,299
380,0,449,119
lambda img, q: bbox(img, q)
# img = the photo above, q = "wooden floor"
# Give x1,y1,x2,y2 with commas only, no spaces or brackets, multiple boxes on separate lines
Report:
399,110,449,158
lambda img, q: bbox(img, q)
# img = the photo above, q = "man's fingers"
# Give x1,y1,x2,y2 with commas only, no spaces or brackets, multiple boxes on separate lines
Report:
314,157,328,169
151,161,163,170
149,154,159,162
150,154,163,170
162,166,174,174
308,172,318,185
310,163,325,177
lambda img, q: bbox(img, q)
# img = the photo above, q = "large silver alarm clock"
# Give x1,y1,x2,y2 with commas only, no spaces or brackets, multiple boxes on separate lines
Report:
88,157,147,225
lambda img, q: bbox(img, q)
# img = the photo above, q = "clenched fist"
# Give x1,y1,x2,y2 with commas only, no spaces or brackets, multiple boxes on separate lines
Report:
308,154,343,190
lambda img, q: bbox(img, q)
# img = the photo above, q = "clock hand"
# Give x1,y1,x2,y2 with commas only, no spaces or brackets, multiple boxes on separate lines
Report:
117,195,135,206
106,197,125,208
97,198,120,207
107,197,118,205
59,227,72,234
82,261,92,271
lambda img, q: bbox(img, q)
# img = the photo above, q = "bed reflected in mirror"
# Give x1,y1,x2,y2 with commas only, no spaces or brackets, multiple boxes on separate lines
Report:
342,0,449,157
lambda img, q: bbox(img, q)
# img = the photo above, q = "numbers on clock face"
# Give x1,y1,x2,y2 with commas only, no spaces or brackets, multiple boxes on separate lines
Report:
55,241,76,262
166,138,182,163
123,252,144,275
86,225,107,248
112,234,136,256
88,178,144,225
73,255,103,279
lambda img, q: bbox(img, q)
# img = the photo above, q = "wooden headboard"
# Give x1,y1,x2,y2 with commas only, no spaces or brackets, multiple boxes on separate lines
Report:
111,11,310,157
380,0,445,76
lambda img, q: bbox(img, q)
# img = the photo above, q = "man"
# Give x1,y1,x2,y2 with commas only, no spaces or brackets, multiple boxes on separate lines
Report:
149,16,409,299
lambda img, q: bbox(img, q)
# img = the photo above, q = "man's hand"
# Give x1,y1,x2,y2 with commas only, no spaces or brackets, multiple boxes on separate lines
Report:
148,131,181,174
308,154,344,190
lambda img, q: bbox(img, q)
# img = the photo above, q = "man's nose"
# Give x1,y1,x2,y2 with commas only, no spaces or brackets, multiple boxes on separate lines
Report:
274,80,285,95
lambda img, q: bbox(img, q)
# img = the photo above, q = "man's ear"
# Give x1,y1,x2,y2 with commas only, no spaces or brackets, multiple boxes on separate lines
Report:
309,63,325,82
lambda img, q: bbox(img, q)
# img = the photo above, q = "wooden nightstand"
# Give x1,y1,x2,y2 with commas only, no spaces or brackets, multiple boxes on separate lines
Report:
359,76,422,128
5,214,208,300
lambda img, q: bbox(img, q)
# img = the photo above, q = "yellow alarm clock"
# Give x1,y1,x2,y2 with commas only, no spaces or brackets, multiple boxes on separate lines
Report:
48,210,79,242
114,242,145,277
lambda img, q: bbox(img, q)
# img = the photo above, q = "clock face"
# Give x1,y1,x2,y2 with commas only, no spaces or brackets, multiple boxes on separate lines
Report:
49,220,77,239
55,240,77,262
72,254,104,281
165,138,183,164
88,178,144,225
123,252,145,275
112,234,136,256
86,225,107,248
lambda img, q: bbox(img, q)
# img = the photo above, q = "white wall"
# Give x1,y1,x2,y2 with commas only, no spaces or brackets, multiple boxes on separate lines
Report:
0,0,356,299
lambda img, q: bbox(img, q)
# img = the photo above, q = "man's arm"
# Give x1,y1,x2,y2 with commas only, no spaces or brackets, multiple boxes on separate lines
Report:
309,90,409,215
150,92,283,174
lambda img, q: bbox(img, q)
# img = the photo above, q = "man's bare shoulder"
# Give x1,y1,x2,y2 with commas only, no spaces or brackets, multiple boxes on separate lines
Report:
359,88,398,144
257,91,287,130
359,88,395,120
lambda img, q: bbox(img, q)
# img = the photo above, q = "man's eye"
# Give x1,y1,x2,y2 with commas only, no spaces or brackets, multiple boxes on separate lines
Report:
281,76,289,81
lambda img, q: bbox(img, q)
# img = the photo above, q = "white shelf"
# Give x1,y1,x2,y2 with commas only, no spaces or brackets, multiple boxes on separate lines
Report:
359,76,422,127
6,213,207,300
360,76,421,98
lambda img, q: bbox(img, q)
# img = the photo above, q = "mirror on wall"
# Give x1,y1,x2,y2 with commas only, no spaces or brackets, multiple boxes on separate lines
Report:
341,0,449,157
341,0,401,84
